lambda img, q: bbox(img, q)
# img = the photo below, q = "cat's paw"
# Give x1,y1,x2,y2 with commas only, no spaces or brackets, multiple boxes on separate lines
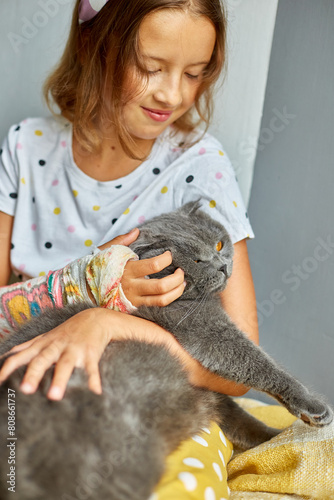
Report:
299,400,333,427
285,394,333,427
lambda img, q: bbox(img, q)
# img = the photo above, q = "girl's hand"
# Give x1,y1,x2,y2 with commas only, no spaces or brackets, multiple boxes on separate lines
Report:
0,308,115,401
99,227,186,308
121,253,185,308
98,227,140,250
0,308,184,401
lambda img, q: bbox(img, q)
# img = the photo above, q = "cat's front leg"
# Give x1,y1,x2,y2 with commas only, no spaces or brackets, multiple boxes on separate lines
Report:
219,334,333,427
136,302,332,426
217,328,332,426
164,305,332,427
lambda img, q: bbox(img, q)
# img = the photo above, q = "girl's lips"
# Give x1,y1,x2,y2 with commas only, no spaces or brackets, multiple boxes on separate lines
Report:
141,106,173,122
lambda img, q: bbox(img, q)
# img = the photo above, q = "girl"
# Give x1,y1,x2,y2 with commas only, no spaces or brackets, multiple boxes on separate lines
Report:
0,0,258,497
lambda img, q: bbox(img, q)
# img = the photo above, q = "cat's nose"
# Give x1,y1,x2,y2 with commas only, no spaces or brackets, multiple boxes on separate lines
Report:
220,264,228,276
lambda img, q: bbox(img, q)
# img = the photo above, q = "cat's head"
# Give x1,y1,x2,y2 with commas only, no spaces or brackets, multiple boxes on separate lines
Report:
129,201,234,299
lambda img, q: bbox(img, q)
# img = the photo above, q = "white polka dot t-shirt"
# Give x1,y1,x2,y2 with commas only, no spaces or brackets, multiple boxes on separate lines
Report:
0,116,254,279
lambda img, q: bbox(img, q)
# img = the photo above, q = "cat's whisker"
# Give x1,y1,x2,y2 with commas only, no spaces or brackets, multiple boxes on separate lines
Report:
190,292,210,321
174,292,209,327
165,302,191,312
174,299,205,326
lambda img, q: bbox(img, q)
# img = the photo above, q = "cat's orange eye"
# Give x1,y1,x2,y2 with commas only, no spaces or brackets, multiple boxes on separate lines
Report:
216,241,223,251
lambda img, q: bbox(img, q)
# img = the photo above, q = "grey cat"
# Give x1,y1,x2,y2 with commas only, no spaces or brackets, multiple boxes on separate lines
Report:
0,201,332,500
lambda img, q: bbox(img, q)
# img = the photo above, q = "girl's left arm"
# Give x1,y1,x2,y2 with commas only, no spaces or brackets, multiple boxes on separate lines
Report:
220,239,259,346
191,238,259,396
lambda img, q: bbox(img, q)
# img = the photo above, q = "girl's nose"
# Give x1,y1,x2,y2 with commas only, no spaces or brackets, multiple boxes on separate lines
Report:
154,75,182,108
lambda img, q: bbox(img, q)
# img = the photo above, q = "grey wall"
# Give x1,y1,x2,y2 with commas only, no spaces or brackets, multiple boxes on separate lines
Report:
0,0,73,131
247,0,334,405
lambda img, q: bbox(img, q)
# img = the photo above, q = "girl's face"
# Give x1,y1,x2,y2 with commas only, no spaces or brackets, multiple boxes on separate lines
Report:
122,9,216,143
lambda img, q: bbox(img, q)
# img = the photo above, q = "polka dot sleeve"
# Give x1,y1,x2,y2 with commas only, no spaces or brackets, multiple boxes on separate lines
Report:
174,135,254,244
0,124,20,216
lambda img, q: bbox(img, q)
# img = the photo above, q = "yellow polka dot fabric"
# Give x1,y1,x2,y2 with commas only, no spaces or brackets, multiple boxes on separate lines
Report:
153,422,233,500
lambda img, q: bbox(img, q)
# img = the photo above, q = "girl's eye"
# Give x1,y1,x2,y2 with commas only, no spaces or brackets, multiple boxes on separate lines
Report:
186,73,199,80
147,70,199,80
216,241,223,251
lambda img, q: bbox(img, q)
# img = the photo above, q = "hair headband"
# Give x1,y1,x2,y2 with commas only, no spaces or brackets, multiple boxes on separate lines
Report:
78,0,110,24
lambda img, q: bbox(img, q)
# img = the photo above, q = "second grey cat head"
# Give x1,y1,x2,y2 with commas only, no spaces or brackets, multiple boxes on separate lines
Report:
129,201,234,299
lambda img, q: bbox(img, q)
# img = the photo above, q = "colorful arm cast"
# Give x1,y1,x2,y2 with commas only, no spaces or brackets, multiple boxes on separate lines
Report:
0,245,138,335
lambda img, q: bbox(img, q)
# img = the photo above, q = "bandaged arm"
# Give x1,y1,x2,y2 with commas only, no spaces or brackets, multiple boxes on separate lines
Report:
0,245,138,333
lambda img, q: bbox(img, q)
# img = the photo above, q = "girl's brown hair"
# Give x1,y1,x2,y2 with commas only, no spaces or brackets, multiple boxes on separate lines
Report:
43,0,227,159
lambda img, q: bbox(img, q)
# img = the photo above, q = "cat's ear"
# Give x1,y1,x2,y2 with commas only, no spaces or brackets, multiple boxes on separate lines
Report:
179,200,202,216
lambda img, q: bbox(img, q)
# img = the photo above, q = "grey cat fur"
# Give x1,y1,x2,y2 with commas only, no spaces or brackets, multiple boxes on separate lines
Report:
0,201,332,500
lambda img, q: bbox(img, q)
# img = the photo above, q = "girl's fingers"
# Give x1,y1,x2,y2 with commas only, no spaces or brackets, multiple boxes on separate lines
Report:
47,354,102,400
135,268,185,296
121,266,185,307
0,310,108,399
98,228,139,251
0,343,46,383
86,361,102,395
117,227,140,246
47,355,77,400
142,281,186,307
0,355,21,383
0,336,41,359
126,251,173,278
20,344,63,393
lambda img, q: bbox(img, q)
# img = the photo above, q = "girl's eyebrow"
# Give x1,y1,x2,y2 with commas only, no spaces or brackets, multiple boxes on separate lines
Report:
143,55,210,66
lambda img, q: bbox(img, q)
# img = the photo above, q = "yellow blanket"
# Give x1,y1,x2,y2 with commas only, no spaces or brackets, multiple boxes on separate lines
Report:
228,399,334,500
153,398,334,500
